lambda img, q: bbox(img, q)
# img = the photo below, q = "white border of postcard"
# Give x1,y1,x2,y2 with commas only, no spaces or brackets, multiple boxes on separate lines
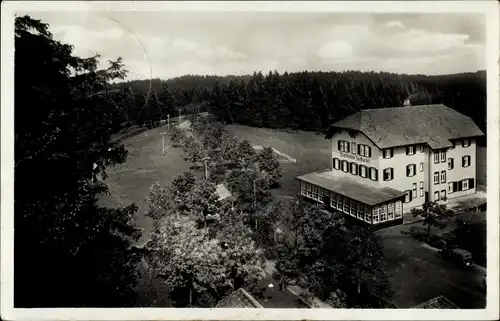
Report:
2,1,499,320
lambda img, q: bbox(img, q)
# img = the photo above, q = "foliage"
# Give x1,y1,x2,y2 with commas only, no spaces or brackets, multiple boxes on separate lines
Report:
274,200,341,288
119,70,487,146
237,139,257,168
225,168,272,217
145,199,265,307
15,15,141,307
256,146,282,186
170,171,196,211
274,199,390,307
170,126,185,147
145,182,174,224
411,201,454,242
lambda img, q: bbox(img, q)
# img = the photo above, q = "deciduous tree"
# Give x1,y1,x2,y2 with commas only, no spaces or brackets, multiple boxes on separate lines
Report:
411,200,454,242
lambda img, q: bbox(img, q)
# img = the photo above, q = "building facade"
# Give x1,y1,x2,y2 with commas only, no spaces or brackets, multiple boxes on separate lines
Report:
297,104,484,226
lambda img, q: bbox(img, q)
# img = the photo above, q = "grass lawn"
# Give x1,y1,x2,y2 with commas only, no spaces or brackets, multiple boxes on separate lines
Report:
99,124,202,243
226,125,330,197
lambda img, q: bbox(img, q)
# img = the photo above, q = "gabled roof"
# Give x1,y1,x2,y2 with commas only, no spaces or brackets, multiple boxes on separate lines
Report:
216,288,264,308
327,104,484,150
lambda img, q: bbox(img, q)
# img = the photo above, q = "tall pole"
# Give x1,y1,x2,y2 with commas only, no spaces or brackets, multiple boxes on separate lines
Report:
160,132,166,155
167,114,170,130
178,108,181,121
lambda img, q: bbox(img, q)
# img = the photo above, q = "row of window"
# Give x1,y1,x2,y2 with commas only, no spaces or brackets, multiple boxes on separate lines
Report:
433,171,447,185
333,158,378,181
382,156,471,182
343,139,473,162
404,181,425,203
338,140,372,157
300,181,403,224
300,182,329,203
448,178,475,194
372,202,403,223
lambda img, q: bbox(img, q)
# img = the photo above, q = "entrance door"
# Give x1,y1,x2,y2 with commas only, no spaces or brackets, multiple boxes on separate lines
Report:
425,192,429,203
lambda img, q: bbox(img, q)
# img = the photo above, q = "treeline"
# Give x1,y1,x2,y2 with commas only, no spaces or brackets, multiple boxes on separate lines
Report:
119,70,487,144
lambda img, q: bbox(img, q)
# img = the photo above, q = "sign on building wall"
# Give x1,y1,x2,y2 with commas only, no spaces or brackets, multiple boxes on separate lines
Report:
339,152,371,164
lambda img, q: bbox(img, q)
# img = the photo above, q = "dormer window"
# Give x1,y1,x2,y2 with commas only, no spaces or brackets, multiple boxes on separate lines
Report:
406,145,415,155
463,139,471,147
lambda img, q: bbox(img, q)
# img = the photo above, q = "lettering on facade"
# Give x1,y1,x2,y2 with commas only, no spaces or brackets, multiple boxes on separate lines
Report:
339,152,371,164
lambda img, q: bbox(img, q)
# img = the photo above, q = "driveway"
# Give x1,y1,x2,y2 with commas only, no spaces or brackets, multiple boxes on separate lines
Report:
377,221,486,308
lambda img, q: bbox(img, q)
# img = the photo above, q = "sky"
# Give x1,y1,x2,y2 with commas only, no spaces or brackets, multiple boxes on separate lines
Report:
22,11,486,81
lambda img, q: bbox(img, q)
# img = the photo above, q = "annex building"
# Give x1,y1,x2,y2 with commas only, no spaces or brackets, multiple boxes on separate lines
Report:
297,104,484,226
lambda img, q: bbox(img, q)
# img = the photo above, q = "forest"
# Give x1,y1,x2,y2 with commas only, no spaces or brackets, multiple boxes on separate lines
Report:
117,70,487,145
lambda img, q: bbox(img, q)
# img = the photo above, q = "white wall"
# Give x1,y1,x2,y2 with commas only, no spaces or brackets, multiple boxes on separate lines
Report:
331,129,380,180
445,139,477,199
379,144,427,210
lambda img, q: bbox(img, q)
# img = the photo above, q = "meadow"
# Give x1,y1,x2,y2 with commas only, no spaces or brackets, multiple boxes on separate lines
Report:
100,123,487,245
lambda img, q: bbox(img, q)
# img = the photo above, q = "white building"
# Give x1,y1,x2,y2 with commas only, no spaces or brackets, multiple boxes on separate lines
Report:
297,104,484,226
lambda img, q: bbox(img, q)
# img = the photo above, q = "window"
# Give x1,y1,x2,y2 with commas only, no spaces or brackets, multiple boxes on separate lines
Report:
395,201,402,219
434,191,440,201
301,181,306,195
412,183,417,198
358,144,371,157
383,148,393,159
372,207,379,224
420,145,424,153
462,179,469,190
462,155,471,167
356,202,363,220
406,164,416,177
351,142,356,155
406,145,415,155
434,152,440,164
338,140,350,152
441,190,446,201
350,199,357,216
370,168,378,181
330,192,336,208
440,171,446,184
350,162,358,175
343,198,349,213
448,158,454,170
387,203,395,220
379,204,387,222
383,168,394,181
336,194,343,210
364,205,371,223
404,190,412,203
448,182,454,194
434,172,439,185
359,165,367,178
312,185,318,200
419,181,424,197
463,139,471,147
440,150,446,163
420,162,424,172
333,158,340,170
306,183,312,198
451,140,456,149
342,160,349,172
